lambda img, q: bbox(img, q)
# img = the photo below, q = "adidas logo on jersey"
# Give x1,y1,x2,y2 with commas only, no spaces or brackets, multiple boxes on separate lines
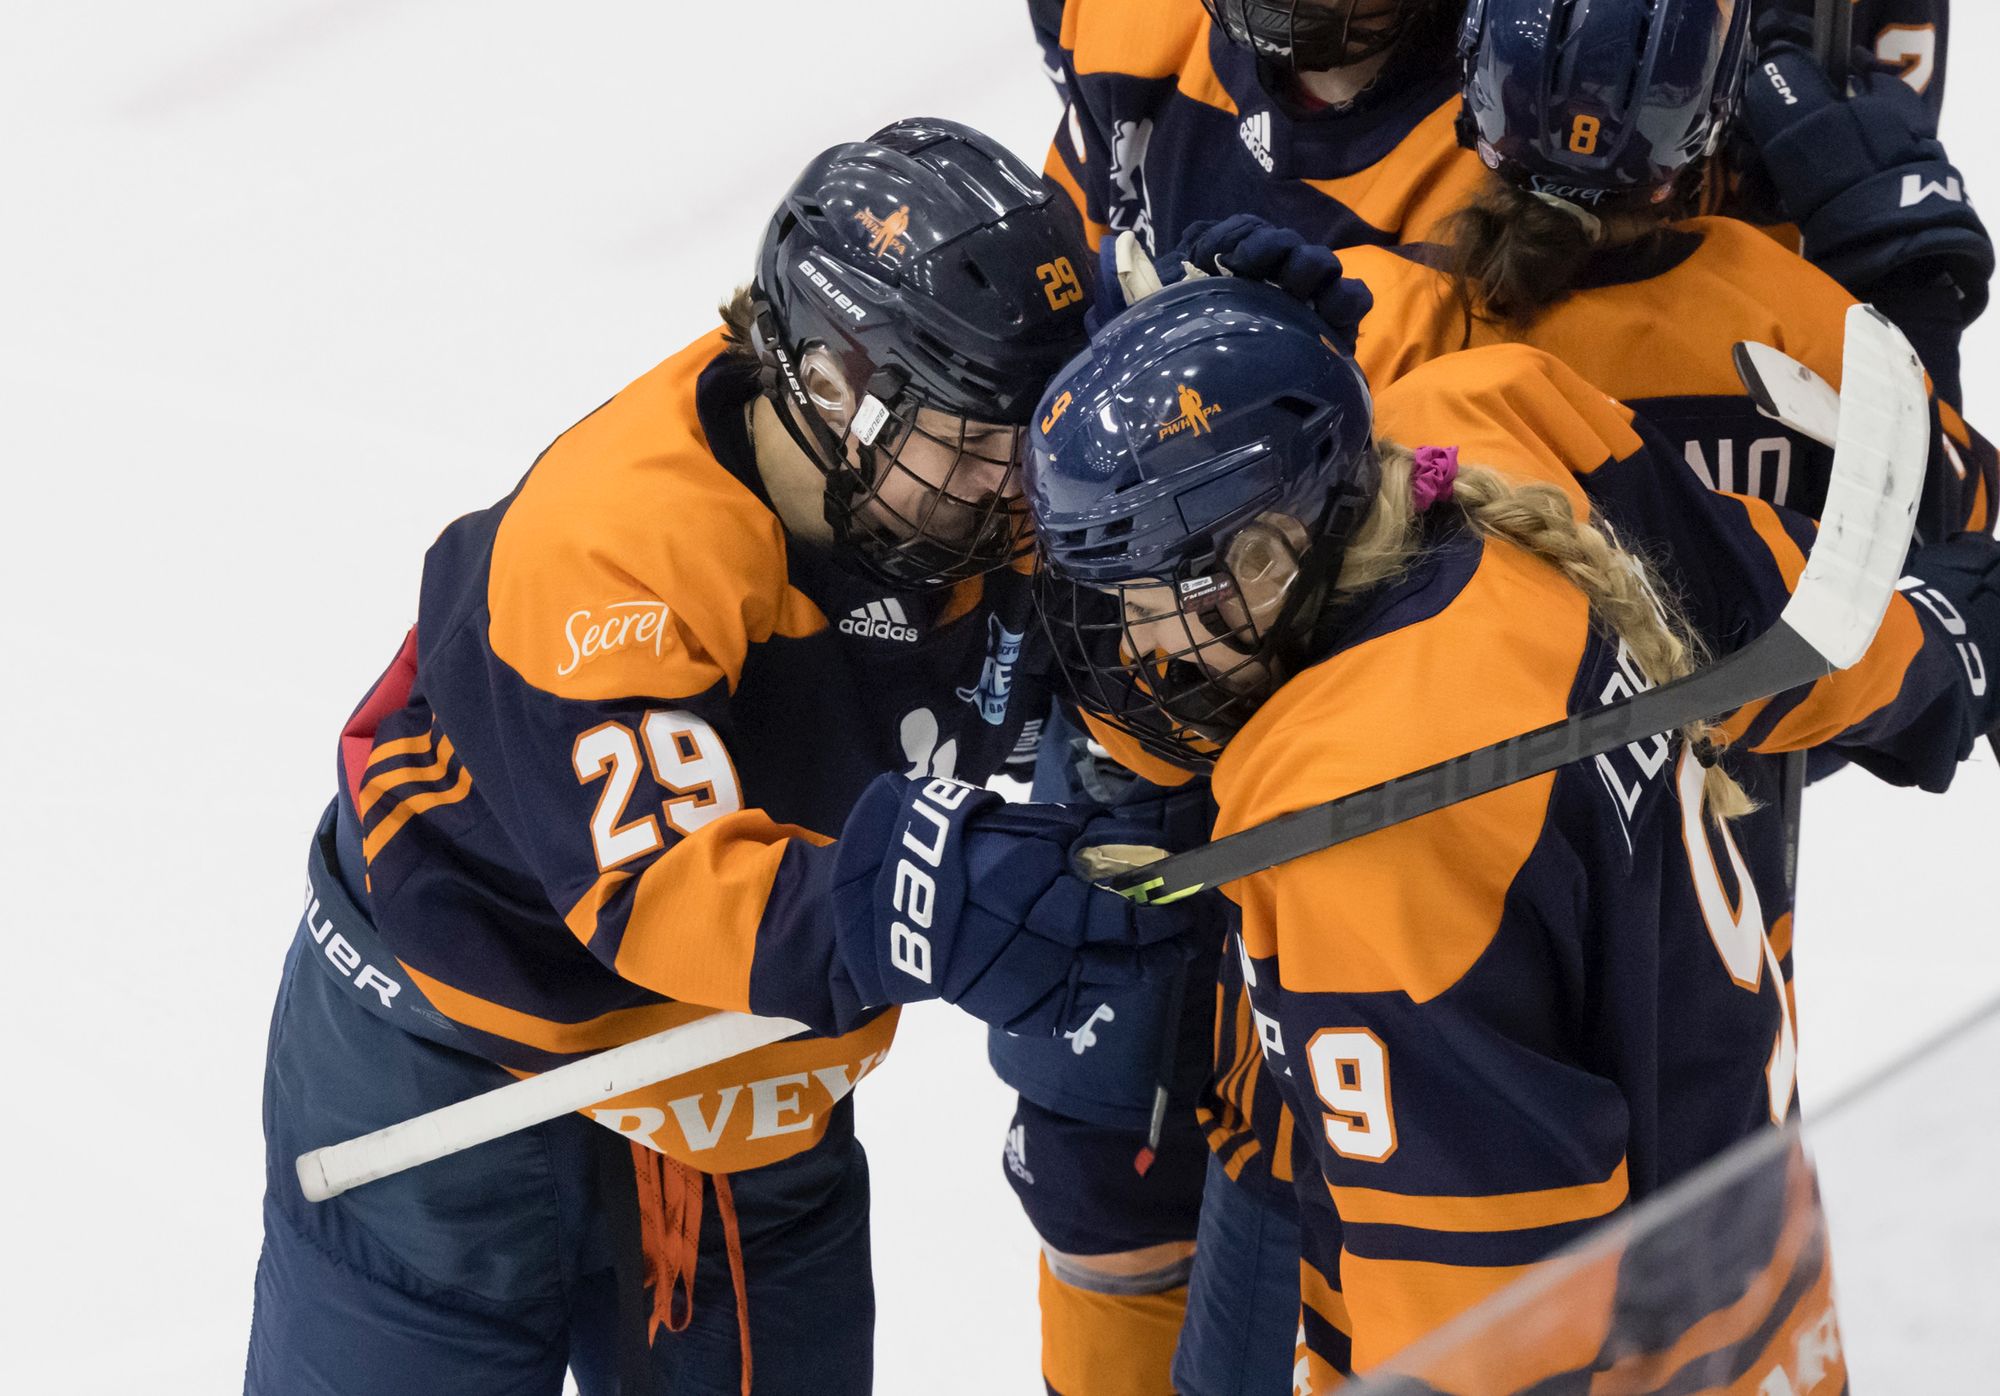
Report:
1004,1122,1035,1185
1239,111,1274,173
841,598,918,642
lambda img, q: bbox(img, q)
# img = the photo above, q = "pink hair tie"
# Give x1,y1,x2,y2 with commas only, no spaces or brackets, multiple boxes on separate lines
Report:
1410,445,1460,512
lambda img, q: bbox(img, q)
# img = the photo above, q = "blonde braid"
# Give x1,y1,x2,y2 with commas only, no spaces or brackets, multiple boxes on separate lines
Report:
1337,442,1755,818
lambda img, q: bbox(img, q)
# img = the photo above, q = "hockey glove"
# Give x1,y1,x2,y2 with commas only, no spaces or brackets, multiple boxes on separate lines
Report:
1904,532,2000,743
1737,24,1992,323
1167,214,1375,354
829,775,1201,1038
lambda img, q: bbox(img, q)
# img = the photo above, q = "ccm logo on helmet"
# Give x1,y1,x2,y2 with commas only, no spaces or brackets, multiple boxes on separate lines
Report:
887,777,979,984
798,258,868,322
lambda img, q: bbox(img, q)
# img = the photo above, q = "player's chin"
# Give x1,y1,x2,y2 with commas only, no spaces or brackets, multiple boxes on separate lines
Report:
870,493,1027,561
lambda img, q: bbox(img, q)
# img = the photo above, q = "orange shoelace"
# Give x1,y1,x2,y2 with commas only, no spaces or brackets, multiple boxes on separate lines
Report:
629,1142,753,1395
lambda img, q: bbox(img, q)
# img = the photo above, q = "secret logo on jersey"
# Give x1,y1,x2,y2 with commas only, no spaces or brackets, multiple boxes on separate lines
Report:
1238,110,1275,173
957,615,1025,726
855,204,913,259
1158,383,1222,440
839,598,919,643
559,600,675,678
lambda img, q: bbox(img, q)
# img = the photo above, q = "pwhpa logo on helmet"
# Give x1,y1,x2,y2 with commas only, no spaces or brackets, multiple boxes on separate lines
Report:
797,257,867,322
1157,384,1221,441
854,204,913,258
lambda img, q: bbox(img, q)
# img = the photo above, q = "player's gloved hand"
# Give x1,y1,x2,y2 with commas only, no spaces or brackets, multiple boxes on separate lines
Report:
830,774,1201,1037
1166,214,1374,353
1737,19,1992,322
1905,532,2000,739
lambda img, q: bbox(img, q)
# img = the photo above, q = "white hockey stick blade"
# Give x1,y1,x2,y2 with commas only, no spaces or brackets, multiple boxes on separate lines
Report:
1113,230,1166,304
1777,305,1929,670
1734,340,1841,448
295,1010,807,1202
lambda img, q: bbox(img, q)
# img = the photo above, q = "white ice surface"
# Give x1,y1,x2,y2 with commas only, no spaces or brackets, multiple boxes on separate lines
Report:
4,4,1996,1391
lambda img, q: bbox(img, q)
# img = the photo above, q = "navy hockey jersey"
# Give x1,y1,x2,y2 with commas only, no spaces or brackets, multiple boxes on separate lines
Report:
333,331,1045,1173
1210,346,1988,1387
1043,0,1485,255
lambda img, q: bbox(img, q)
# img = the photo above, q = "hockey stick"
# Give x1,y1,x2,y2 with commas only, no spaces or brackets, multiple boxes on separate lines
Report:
1734,341,1842,447
1739,338,2000,767
1812,0,1855,93
1105,305,1927,906
1733,338,1841,899
296,1010,807,1201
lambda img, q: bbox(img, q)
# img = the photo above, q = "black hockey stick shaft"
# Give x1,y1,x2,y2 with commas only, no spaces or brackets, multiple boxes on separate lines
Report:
1109,623,1828,904
1813,0,1855,90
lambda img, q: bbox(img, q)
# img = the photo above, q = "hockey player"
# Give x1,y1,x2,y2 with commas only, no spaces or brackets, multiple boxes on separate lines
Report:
243,118,1203,1396
1026,273,2000,1389
1042,0,1479,257
1011,8,1486,1387
1075,0,1989,1374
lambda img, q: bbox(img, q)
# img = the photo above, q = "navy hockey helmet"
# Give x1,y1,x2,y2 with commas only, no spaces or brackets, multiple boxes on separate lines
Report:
1458,0,1753,207
1201,0,1460,73
1028,277,1377,769
751,117,1093,590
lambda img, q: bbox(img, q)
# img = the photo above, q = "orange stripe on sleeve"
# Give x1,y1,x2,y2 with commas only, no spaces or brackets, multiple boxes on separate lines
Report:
399,961,713,1056
1341,1251,1615,1379
1299,1257,1353,1336
1586,1147,1831,1394
364,729,436,770
1044,143,1110,250
1329,1158,1627,1234
357,733,452,817
566,869,636,947
363,765,473,861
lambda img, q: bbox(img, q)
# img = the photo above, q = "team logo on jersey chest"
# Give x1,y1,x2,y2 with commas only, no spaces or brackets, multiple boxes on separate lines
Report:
1107,118,1156,247
1157,384,1222,440
855,204,913,258
957,615,1024,725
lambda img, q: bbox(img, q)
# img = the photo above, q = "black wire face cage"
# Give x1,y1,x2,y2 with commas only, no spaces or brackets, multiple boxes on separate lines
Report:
759,318,1032,591
1034,525,1319,770
1202,0,1408,72
822,387,1031,590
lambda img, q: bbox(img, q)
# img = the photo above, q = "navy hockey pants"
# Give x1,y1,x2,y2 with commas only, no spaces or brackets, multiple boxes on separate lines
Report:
1171,1154,1302,1396
246,932,875,1395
